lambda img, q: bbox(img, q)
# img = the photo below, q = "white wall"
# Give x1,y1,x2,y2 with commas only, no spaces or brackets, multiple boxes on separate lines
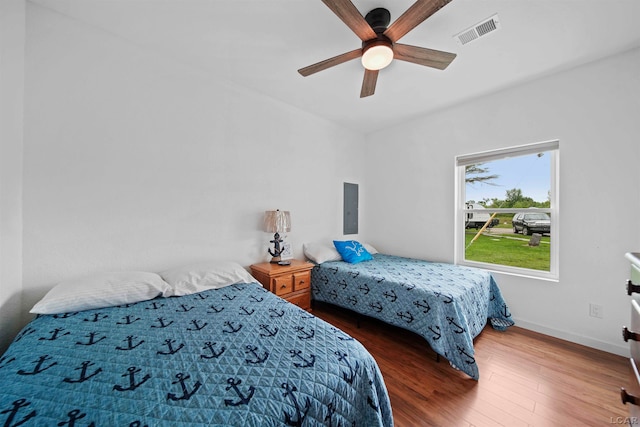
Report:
19,4,365,316
363,47,640,356
0,0,25,353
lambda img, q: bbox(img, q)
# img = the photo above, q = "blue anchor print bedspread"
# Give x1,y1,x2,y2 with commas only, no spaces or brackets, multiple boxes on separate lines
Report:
0,283,392,426
311,254,514,380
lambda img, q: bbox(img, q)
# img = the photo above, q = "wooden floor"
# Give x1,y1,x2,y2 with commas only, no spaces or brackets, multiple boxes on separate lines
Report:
312,302,630,427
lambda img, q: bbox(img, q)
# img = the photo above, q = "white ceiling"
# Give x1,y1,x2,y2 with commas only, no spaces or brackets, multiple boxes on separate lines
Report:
29,0,640,133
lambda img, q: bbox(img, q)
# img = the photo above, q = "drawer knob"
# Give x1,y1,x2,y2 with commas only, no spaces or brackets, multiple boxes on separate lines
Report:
627,279,640,296
623,327,640,342
621,388,640,406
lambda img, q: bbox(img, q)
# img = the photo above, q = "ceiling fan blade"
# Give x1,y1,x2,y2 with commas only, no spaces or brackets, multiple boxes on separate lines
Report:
384,0,452,42
393,43,456,70
360,69,379,98
321,0,377,41
298,48,362,77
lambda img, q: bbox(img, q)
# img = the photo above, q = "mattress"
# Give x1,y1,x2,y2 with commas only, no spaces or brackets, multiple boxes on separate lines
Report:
0,282,392,426
311,254,514,380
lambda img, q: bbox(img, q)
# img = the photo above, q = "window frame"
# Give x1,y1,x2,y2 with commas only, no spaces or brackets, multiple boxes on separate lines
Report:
454,140,560,281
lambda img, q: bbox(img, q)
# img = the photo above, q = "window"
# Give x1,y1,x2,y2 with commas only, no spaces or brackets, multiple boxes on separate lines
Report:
454,140,559,280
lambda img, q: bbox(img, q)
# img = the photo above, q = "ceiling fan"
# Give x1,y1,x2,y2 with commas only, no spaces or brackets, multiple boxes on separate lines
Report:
298,0,457,98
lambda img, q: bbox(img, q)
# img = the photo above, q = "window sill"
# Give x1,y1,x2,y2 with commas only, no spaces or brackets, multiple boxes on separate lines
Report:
458,260,559,282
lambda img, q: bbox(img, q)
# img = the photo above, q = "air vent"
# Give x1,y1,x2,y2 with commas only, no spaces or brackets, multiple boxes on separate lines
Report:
453,13,501,46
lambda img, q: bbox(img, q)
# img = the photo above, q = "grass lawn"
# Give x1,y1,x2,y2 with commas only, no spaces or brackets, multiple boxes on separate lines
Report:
464,229,550,271
493,214,518,229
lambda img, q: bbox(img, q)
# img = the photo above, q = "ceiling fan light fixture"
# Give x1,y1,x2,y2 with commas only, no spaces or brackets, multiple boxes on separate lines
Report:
361,41,393,70
299,1,457,97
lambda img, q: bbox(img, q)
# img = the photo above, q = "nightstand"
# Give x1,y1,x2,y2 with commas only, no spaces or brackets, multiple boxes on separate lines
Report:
250,260,315,311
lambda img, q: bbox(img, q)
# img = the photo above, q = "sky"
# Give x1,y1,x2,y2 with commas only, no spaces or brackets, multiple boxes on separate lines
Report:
465,152,551,204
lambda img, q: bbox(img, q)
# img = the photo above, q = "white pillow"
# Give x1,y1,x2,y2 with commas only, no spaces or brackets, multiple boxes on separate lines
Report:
160,260,255,297
303,241,342,264
30,271,171,314
303,241,379,263
363,243,379,255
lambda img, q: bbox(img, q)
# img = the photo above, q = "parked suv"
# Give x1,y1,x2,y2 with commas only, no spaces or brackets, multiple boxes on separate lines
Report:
512,212,551,235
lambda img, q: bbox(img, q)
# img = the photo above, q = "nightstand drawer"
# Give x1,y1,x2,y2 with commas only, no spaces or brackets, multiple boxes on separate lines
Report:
287,292,311,310
294,272,310,291
250,260,315,312
273,276,293,296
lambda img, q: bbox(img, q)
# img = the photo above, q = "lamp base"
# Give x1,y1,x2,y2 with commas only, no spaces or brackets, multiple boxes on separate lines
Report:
268,232,285,263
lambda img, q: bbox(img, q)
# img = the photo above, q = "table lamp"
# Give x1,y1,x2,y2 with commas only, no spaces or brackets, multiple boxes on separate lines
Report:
263,209,291,263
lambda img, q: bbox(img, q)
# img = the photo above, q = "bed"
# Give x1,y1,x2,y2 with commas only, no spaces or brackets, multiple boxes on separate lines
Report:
309,249,514,380
0,262,392,426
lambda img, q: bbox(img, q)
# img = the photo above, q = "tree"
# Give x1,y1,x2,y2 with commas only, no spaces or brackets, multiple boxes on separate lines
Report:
465,164,499,185
505,188,523,204
486,188,549,209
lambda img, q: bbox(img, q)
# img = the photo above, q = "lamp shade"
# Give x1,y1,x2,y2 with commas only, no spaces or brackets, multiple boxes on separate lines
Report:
263,210,291,233
361,41,393,70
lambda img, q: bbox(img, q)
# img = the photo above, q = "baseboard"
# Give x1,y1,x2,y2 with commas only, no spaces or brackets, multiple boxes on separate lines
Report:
513,317,629,358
